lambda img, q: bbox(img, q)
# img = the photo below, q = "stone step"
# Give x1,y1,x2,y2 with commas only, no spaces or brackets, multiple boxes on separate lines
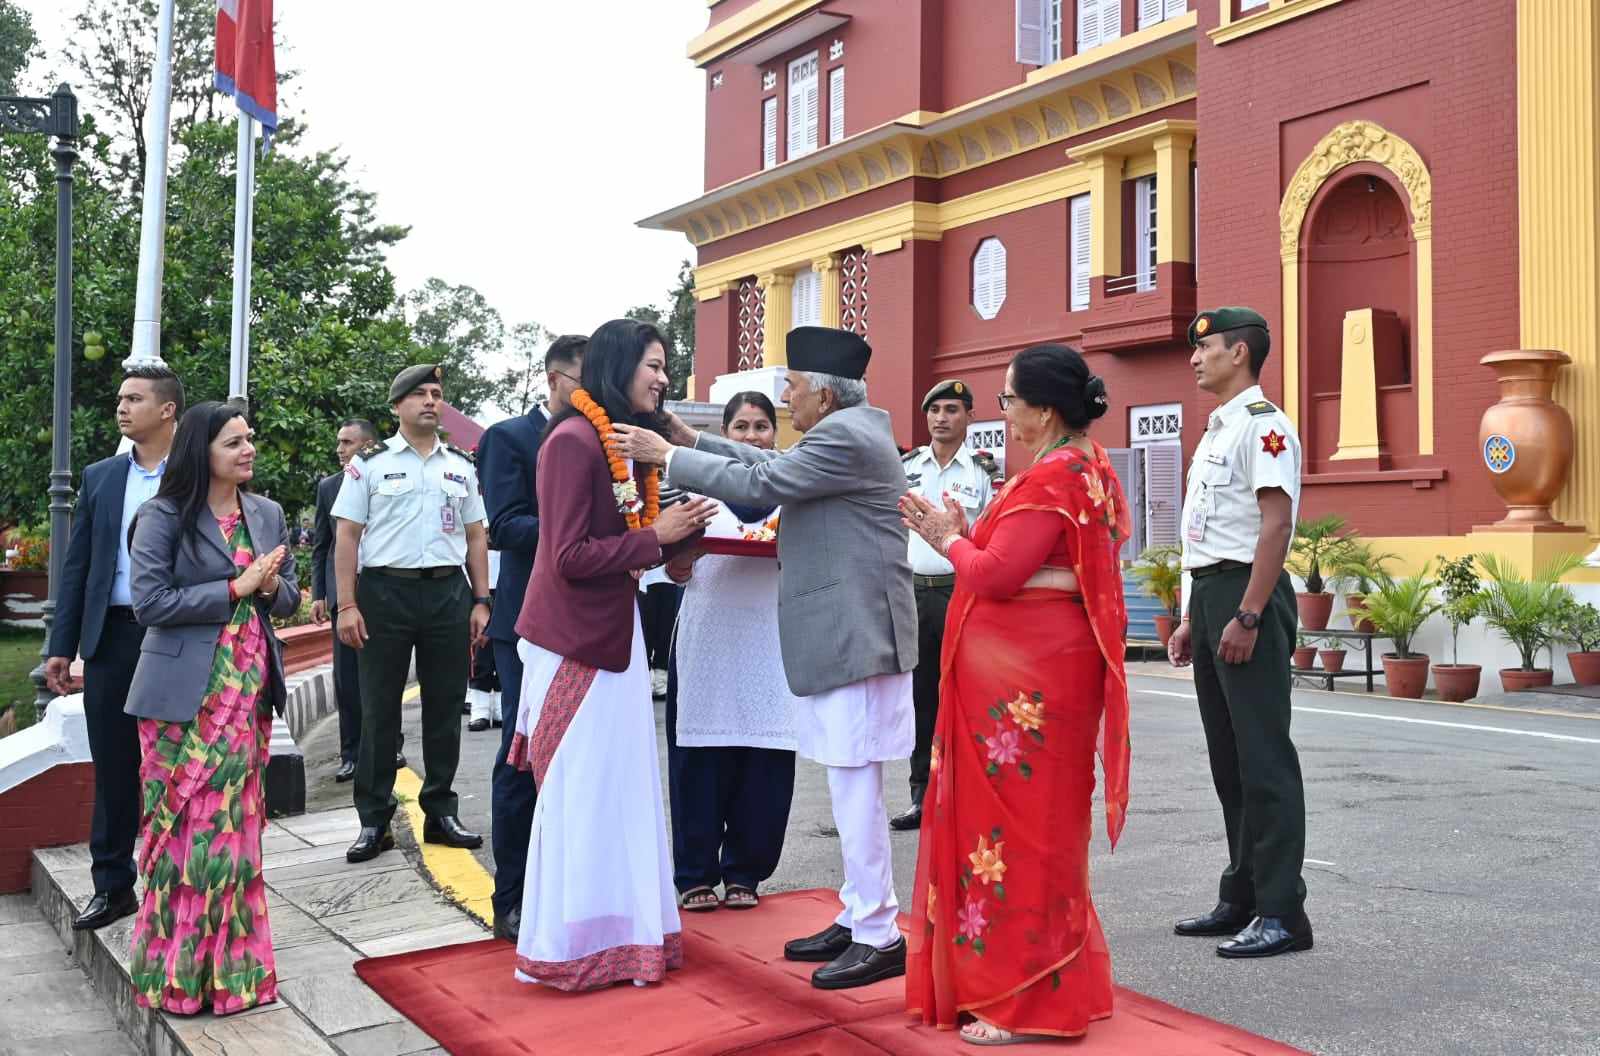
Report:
0,891,137,1055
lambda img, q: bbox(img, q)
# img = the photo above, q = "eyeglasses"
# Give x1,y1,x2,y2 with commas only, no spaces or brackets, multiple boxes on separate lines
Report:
550,369,580,385
996,392,1018,411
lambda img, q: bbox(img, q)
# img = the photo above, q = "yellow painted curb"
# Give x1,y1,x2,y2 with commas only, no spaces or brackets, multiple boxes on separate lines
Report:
392,685,498,927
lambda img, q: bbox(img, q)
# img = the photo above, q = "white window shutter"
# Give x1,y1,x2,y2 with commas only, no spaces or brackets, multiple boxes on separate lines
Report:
829,67,844,143
786,69,804,159
972,238,1007,320
1076,0,1100,50
1070,194,1091,311
1164,0,1188,18
972,247,990,318
762,97,778,170
787,53,818,160
1101,0,1122,42
1192,163,1198,281
1135,176,1156,291
791,269,821,328
1016,0,1048,65
1143,442,1184,549
1104,448,1144,561
1138,0,1162,30
1241,0,1267,8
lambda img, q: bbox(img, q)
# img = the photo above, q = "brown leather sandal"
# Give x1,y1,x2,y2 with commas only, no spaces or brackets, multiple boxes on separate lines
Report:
722,885,759,909
680,886,720,912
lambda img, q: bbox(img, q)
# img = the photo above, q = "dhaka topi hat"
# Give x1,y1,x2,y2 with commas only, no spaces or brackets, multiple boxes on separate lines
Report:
787,326,871,381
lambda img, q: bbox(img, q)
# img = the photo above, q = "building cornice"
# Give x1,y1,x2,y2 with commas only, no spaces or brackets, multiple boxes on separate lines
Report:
689,0,825,67
1208,0,1346,46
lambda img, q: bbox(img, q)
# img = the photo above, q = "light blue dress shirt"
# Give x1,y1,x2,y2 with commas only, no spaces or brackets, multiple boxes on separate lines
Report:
109,452,168,607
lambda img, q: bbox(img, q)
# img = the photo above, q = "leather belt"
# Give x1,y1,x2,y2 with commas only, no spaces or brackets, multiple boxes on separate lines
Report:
1189,559,1251,580
367,566,460,580
913,573,955,589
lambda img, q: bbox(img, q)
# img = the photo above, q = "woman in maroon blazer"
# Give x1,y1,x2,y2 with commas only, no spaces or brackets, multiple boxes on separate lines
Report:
506,319,713,991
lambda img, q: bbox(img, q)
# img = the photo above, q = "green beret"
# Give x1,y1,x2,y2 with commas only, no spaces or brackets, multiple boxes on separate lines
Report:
1188,307,1269,348
390,363,444,403
922,379,973,412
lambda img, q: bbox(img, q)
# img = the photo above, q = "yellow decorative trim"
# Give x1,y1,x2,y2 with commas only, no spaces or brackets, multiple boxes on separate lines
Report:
894,110,945,127
1278,120,1434,454
1153,131,1194,265
1069,118,1198,160
651,49,1197,248
1086,155,1123,280
694,280,735,303
758,271,795,366
688,0,824,66
814,254,842,328
1025,10,1197,83
1362,534,1600,584
1210,0,1346,46
939,163,1092,231
1518,2,1600,535
1330,309,1382,460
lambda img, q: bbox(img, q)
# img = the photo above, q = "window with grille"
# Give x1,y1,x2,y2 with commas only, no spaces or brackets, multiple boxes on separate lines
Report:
736,277,765,371
840,246,869,336
791,268,822,329
972,238,1008,321
1131,403,1182,443
787,52,820,161
1135,176,1157,292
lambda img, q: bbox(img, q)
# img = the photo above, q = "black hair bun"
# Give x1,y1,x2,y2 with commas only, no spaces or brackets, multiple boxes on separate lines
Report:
1081,374,1110,421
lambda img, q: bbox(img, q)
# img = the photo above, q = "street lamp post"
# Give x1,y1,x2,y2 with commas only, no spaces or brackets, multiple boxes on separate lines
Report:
0,83,80,711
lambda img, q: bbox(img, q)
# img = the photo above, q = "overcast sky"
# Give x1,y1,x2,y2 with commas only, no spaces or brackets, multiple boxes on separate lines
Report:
18,1,708,419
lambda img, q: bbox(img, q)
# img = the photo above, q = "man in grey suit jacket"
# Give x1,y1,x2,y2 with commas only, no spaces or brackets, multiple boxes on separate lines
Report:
613,326,916,991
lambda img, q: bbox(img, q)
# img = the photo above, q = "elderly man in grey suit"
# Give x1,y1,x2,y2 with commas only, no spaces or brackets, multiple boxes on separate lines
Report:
612,325,916,991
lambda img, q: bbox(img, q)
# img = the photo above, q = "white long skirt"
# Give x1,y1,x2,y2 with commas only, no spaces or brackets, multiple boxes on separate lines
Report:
508,609,682,991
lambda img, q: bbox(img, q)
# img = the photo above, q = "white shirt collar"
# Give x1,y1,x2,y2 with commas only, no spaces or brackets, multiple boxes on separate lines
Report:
913,444,974,470
1209,384,1266,431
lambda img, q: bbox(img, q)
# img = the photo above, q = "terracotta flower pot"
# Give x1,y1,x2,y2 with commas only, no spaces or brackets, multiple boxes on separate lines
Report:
1317,648,1346,673
1567,651,1600,686
1345,594,1376,634
1478,349,1577,529
1291,646,1318,670
1297,592,1334,631
1152,614,1176,647
1499,668,1554,692
1432,664,1482,703
1382,655,1430,699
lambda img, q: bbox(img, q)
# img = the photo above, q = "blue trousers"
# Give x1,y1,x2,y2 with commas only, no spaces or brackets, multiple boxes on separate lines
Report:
664,643,796,894
489,638,535,919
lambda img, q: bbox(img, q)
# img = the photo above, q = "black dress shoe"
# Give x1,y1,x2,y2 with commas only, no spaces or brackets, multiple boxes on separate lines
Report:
72,888,137,931
783,923,854,962
395,750,408,768
1217,913,1314,959
346,826,395,863
423,815,483,849
334,759,356,783
812,937,907,990
1174,900,1256,937
493,907,521,943
467,718,491,732
889,803,923,831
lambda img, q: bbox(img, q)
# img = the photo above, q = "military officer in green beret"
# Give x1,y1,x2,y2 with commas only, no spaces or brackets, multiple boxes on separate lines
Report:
333,363,493,863
1167,307,1312,958
890,379,1001,831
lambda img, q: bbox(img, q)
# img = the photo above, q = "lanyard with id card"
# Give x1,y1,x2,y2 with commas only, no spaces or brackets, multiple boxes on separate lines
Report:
441,503,457,534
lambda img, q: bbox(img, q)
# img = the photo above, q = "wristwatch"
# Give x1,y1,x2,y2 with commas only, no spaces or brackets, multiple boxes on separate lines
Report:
1234,609,1261,630
473,596,493,607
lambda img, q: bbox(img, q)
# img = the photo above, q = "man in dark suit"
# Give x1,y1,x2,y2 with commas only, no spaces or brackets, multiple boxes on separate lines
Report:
312,418,403,783
43,364,182,931
475,333,585,942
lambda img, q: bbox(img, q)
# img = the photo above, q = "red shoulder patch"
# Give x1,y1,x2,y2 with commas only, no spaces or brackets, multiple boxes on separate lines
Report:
345,463,362,480
1260,430,1286,458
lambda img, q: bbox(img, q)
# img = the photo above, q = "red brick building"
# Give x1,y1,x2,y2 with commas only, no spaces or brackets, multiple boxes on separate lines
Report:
643,0,1600,572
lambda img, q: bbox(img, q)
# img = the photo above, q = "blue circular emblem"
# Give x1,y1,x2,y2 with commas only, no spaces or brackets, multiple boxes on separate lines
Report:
1484,434,1516,475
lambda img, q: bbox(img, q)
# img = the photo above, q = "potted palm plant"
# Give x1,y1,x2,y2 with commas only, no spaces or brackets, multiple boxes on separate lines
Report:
1361,568,1443,699
1130,545,1182,646
1478,553,1581,691
1554,597,1600,686
1331,539,1397,633
1432,554,1484,702
1287,515,1351,631
1292,634,1318,671
1316,638,1347,673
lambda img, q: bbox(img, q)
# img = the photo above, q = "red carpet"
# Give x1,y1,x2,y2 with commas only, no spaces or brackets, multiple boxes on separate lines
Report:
353,889,1308,1055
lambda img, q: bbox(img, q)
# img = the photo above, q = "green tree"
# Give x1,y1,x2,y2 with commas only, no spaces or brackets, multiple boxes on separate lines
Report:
625,260,696,400
404,278,505,416
0,0,38,95
493,320,554,418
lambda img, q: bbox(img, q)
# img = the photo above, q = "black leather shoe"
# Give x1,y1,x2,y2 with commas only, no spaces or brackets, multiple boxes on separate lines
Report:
334,759,356,783
395,750,408,769
346,826,394,863
72,888,137,931
889,803,923,831
493,907,521,943
812,937,907,990
1217,913,1313,959
423,815,483,849
783,923,854,962
1174,900,1256,937
467,718,491,733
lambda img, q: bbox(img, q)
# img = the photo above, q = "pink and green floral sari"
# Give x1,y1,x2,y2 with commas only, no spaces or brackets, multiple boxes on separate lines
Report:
129,511,278,1015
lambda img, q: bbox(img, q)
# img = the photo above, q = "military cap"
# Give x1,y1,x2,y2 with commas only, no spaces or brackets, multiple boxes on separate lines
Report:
389,363,444,403
1188,307,1269,348
922,379,973,412
787,326,871,381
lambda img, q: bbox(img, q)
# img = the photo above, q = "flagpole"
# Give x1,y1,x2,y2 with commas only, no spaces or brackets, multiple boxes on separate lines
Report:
125,0,176,369
228,111,256,404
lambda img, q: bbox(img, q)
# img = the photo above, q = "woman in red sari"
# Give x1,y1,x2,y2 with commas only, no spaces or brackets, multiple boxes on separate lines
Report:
901,344,1130,1046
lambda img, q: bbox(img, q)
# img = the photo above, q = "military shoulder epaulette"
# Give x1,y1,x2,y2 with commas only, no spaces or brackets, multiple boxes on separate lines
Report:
446,442,476,464
973,449,1003,481
901,446,925,463
1246,401,1277,417
356,440,387,460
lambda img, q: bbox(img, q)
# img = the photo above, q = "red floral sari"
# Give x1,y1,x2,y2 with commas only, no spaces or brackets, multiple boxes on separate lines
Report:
906,442,1130,1038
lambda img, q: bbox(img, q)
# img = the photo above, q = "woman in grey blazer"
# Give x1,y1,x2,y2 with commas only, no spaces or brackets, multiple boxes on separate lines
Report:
124,401,298,1016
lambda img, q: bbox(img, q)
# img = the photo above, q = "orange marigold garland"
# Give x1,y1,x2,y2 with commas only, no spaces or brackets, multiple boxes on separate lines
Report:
572,388,661,530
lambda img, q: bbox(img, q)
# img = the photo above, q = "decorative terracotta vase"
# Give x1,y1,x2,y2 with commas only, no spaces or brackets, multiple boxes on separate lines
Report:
1297,592,1334,631
1567,652,1600,687
1292,646,1318,670
1317,648,1347,673
1382,655,1430,699
1152,614,1176,647
1432,664,1481,703
1346,594,1376,634
1477,350,1577,530
1499,667,1554,692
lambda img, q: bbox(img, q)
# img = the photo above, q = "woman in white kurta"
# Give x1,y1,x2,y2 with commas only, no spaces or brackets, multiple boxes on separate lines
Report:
666,393,799,912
